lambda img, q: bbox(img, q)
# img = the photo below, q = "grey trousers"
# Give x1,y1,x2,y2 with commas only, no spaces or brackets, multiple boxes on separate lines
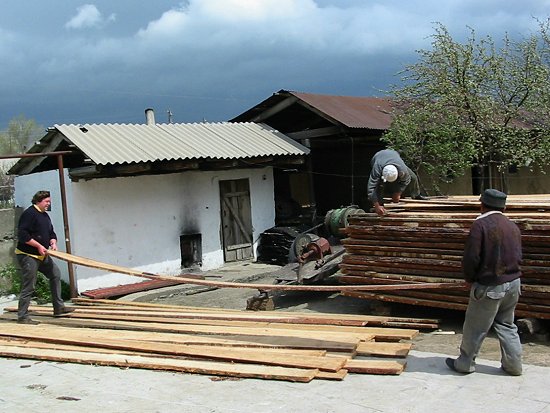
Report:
17,254,65,319
455,278,522,375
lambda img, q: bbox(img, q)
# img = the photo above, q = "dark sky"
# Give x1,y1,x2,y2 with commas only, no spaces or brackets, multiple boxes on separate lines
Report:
0,0,546,133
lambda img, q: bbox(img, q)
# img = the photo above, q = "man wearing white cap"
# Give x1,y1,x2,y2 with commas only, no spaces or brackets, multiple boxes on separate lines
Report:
367,149,421,216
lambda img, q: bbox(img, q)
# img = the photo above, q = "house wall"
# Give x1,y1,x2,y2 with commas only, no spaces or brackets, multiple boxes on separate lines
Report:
420,169,473,196
507,165,550,194
15,167,275,293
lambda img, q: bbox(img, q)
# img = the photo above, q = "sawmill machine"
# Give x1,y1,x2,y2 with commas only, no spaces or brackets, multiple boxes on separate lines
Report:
247,206,364,310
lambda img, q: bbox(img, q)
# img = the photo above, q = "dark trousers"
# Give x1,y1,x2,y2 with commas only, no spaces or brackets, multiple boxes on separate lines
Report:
17,254,65,319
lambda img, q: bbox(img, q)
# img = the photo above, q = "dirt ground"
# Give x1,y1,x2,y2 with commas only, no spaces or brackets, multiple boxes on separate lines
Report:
144,270,550,368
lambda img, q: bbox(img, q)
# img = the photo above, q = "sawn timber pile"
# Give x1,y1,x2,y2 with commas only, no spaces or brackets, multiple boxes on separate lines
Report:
338,194,550,319
0,299,439,382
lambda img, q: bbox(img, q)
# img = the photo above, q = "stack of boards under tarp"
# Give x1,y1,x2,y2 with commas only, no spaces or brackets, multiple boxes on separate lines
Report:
0,299,439,382
338,194,550,319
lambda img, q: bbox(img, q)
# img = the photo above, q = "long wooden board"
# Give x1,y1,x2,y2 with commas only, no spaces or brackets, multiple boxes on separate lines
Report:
0,324,346,372
47,250,468,293
72,297,441,326
0,345,319,382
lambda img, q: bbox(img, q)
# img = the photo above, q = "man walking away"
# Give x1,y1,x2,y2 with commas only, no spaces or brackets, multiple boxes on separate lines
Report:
446,189,523,375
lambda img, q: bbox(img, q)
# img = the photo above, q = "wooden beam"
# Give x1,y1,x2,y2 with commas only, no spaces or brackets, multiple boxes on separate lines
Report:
0,345,319,382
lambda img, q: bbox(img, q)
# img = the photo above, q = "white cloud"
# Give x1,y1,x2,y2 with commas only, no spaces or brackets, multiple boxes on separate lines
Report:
135,0,420,54
65,4,116,30
1,0,548,127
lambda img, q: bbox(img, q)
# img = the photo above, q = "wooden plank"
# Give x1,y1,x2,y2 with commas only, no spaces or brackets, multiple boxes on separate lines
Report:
343,359,406,375
315,369,348,380
356,341,412,357
71,298,441,326
3,308,374,343
7,304,421,341
0,323,347,372
45,250,474,293
0,336,329,359
0,345,318,382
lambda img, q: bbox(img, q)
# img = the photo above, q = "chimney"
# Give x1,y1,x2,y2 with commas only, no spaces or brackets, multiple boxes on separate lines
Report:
145,108,155,125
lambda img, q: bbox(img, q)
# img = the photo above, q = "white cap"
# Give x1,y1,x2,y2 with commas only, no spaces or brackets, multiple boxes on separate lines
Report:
382,165,398,182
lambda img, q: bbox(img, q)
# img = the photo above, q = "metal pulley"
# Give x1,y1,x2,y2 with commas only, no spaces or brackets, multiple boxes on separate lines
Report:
297,238,331,264
324,206,365,237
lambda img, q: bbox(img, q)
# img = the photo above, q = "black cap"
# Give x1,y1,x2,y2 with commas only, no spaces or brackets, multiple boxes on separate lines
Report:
480,189,507,209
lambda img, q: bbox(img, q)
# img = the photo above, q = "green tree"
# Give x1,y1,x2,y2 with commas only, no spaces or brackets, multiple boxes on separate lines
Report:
0,115,44,206
384,22,550,193
0,115,44,155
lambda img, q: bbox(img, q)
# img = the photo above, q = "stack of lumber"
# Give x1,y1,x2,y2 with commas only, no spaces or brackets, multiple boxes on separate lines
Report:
338,194,550,319
0,299,439,383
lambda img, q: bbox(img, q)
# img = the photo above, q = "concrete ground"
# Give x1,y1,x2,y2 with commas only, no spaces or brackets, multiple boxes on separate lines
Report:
1,261,550,412
1,348,549,413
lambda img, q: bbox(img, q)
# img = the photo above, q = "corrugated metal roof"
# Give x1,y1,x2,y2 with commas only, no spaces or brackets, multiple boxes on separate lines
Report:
289,91,393,130
55,121,309,166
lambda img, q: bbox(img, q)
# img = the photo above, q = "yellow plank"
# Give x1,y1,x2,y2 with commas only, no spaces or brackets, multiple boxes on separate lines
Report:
0,344,318,382
356,341,412,357
344,359,406,375
0,323,346,372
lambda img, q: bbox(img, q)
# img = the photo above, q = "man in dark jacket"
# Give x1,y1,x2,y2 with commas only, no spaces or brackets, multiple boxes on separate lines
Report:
446,189,523,375
15,190,74,324
367,149,422,216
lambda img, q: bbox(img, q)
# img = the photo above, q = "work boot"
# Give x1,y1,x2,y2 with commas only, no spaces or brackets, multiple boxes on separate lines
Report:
445,358,473,374
53,307,76,317
17,317,40,325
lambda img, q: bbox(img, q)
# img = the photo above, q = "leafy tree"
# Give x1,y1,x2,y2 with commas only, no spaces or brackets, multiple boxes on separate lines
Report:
384,22,550,193
0,115,44,206
0,115,44,155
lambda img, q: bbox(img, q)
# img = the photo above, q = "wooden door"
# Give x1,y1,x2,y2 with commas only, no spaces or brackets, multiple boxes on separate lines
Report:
219,179,254,262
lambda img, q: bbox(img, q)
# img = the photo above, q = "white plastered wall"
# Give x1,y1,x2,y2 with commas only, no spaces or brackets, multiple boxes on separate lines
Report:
15,167,275,293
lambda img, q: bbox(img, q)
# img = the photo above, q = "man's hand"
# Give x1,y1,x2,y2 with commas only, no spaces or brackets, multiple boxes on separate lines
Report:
49,240,58,251
37,245,48,256
391,192,402,203
374,203,387,216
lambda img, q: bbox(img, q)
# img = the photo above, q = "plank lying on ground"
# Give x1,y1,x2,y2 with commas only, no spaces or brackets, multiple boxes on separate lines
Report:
0,335,327,357
5,306,419,341
0,323,346,372
343,359,406,375
2,315,362,353
0,338,402,377
356,341,412,357
0,318,323,349
3,309,375,343
1,298,418,379
0,345,319,382
73,297,441,326
27,306,371,327
0,335,348,381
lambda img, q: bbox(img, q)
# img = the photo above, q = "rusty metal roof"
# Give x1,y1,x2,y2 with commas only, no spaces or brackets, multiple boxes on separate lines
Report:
55,122,308,166
288,91,393,129
231,90,395,130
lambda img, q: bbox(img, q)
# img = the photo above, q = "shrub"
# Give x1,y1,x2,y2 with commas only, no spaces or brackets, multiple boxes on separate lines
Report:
0,263,71,303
